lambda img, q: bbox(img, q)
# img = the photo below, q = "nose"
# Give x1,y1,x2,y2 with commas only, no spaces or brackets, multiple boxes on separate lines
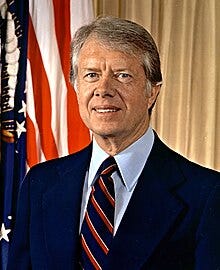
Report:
94,76,115,97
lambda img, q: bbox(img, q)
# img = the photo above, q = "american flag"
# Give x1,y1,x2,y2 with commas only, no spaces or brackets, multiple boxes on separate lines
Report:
0,0,93,268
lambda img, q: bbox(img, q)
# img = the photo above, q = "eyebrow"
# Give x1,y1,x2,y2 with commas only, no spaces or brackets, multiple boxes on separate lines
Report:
80,68,101,72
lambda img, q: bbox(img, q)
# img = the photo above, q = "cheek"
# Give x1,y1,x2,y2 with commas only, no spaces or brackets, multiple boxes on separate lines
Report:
125,90,149,111
76,92,94,122
76,88,89,106
76,93,86,116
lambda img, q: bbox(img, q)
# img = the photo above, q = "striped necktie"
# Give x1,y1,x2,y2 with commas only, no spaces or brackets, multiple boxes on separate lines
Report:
80,156,117,270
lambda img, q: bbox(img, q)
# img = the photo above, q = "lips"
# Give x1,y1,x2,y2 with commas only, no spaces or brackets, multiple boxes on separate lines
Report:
93,106,120,113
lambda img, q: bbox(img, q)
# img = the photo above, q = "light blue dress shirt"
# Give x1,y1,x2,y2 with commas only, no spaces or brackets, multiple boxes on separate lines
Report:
79,127,154,235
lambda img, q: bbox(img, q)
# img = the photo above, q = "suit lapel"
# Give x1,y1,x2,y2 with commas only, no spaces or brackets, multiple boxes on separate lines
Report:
105,136,187,269
42,145,92,268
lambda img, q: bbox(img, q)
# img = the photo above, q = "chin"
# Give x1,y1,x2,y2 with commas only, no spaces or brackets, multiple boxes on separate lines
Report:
92,128,118,138
96,131,115,137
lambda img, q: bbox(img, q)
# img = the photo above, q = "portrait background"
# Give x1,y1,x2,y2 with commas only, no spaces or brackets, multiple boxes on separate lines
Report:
93,0,220,171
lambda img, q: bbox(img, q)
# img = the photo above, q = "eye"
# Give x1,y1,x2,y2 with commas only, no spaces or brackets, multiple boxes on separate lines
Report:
83,72,99,82
115,72,133,83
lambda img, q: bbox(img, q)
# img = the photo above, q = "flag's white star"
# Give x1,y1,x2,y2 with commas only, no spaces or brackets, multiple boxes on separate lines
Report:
16,120,26,138
18,100,27,117
0,223,11,242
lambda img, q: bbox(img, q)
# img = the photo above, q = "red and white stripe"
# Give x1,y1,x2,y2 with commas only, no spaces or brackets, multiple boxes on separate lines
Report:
81,234,102,270
26,0,93,168
91,189,114,233
102,164,117,175
99,177,115,207
85,212,109,254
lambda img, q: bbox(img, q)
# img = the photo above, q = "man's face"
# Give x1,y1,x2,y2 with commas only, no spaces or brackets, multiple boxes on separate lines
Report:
76,38,159,147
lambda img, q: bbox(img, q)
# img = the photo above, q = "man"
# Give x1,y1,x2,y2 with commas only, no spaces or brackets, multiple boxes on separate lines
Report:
8,16,220,270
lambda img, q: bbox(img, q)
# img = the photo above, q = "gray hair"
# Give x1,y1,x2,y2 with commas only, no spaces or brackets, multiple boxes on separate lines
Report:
70,16,162,89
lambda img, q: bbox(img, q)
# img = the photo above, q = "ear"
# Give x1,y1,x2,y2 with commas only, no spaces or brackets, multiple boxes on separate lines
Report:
147,85,161,110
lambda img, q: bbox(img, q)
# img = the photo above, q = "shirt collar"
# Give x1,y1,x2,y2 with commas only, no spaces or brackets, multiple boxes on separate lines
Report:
88,127,155,191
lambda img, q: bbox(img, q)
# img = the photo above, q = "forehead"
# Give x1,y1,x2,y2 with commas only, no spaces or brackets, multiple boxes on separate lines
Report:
81,35,137,52
78,37,143,68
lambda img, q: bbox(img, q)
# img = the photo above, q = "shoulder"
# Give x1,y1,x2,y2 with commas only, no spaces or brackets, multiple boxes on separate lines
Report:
153,132,220,185
151,133,220,216
30,143,92,172
22,144,92,190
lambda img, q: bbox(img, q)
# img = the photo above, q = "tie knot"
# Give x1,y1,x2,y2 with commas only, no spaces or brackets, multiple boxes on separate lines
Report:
100,156,117,176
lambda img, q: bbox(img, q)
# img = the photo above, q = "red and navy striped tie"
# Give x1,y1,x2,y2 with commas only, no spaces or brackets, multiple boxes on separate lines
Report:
80,156,117,269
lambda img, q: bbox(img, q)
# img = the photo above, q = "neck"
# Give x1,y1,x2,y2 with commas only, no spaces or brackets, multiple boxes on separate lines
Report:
93,128,149,156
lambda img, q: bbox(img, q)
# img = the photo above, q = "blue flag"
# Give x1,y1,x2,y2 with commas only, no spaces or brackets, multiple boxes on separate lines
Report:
0,0,28,269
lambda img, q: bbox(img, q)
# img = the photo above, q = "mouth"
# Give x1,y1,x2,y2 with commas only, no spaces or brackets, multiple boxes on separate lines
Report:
93,106,120,113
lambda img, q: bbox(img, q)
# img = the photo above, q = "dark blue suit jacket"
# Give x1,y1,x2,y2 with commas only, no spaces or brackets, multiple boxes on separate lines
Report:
7,135,220,269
